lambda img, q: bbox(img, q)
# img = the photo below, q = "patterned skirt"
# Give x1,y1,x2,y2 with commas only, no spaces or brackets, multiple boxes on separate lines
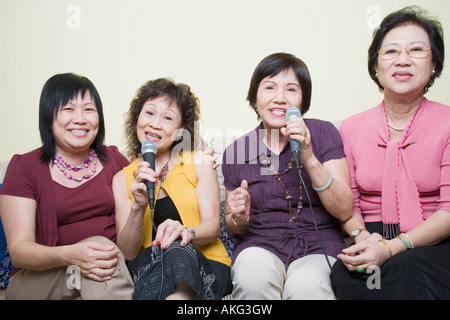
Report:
127,240,231,300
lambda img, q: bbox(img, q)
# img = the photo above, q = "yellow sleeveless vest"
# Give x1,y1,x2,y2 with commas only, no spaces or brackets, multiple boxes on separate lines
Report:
123,151,231,266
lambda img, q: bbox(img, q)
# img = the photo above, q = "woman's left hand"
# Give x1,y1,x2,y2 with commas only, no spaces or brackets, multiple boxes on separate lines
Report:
152,219,191,249
337,232,390,272
68,240,120,282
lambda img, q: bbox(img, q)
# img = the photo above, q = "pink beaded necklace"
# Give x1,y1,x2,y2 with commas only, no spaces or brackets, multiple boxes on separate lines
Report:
54,149,97,182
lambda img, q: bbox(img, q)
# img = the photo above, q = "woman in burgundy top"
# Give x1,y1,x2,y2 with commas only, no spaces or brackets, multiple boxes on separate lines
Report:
221,53,353,299
0,73,134,299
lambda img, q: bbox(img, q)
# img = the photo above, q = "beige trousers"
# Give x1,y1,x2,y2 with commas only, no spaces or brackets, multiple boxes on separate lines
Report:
231,247,336,300
5,236,134,300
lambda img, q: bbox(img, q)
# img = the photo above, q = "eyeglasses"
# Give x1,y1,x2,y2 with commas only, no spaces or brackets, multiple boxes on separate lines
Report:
378,44,431,60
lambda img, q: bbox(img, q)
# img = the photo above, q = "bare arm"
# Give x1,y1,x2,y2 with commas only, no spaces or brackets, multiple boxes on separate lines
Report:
304,157,354,222
113,168,148,261
282,117,353,222
0,194,119,281
191,150,221,244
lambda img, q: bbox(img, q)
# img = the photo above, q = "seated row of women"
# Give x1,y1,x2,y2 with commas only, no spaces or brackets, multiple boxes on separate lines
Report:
1,6,450,300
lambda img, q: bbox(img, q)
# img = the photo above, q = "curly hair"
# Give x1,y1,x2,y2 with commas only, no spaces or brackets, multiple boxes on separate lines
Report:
124,78,201,160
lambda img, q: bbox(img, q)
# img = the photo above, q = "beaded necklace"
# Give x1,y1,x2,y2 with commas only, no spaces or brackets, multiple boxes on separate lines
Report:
54,149,97,182
157,161,170,186
262,157,303,222
386,101,421,133
388,123,405,132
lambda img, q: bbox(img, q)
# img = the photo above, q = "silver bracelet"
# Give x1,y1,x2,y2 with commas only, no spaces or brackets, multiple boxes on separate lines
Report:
312,170,333,192
231,214,249,227
185,226,196,243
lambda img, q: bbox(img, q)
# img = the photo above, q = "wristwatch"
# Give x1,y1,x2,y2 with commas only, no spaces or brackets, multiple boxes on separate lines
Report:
186,226,196,243
351,228,367,241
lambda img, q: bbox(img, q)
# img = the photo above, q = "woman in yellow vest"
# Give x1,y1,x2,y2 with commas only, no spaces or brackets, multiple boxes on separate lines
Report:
112,78,231,300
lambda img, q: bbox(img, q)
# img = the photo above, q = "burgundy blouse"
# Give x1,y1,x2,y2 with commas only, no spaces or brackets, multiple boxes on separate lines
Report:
222,120,346,268
0,146,129,248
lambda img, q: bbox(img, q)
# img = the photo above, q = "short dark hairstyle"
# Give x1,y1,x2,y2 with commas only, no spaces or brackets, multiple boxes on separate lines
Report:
39,73,106,163
247,52,312,117
368,6,445,94
124,78,201,160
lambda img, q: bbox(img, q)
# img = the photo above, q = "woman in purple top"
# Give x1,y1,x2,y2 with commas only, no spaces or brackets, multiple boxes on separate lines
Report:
221,53,353,299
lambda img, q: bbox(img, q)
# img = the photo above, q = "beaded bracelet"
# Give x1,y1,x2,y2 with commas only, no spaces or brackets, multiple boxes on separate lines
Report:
312,170,333,192
397,233,414,249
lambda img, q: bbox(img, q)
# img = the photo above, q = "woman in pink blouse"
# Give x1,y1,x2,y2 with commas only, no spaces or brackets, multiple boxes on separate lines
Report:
331,6,450,299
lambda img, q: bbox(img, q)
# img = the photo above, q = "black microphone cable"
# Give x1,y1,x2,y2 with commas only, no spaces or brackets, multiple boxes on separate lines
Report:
149,203,165,300
296,167,335,274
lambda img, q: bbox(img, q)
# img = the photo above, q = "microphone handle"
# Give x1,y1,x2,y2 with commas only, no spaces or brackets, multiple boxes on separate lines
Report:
292,150,301,170
146,181,155,210
289,138,301,170
143,152,156,209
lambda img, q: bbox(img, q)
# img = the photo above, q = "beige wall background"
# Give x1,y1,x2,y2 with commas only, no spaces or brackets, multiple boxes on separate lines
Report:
1,0,449,160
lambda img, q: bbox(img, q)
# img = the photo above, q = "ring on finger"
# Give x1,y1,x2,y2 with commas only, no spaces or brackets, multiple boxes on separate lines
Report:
357,265,365,273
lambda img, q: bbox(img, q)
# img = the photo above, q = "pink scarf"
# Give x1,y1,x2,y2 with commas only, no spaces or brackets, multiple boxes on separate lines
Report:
378,100,425,239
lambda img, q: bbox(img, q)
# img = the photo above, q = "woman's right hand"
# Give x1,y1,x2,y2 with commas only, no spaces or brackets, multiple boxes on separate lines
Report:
130,161,157,208
338,232,388,272
225,180,251,229
68,241,120,282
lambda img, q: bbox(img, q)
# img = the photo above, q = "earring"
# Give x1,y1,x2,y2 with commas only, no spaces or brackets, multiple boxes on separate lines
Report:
432,69,436,75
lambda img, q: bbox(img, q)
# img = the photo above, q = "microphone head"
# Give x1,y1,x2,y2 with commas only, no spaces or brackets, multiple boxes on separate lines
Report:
285,107,301,121
141,140,157,155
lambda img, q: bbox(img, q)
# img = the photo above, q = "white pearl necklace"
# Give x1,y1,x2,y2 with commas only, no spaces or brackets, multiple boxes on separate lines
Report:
386,101,421,133
388,123,406,132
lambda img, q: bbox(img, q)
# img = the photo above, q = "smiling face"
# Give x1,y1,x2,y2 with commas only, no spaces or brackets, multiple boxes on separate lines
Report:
377,23,435,101
52,90,99,155
256,68,303,130
136,95,183,153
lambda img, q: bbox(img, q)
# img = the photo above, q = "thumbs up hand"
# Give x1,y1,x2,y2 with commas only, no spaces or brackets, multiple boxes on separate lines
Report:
225,180,251,231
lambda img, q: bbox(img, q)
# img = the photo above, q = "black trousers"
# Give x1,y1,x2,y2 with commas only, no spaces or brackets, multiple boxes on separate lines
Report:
331,233,450,300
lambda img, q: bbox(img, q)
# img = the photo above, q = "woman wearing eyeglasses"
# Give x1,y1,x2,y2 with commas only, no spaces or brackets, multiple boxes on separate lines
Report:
331,6,450,299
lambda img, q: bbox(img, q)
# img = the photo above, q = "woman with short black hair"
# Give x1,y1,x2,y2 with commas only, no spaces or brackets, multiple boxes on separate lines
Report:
0,73,134,299
222,53,353,299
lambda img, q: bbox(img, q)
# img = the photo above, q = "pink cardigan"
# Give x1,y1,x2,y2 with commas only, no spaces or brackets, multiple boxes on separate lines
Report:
339,98,450,235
